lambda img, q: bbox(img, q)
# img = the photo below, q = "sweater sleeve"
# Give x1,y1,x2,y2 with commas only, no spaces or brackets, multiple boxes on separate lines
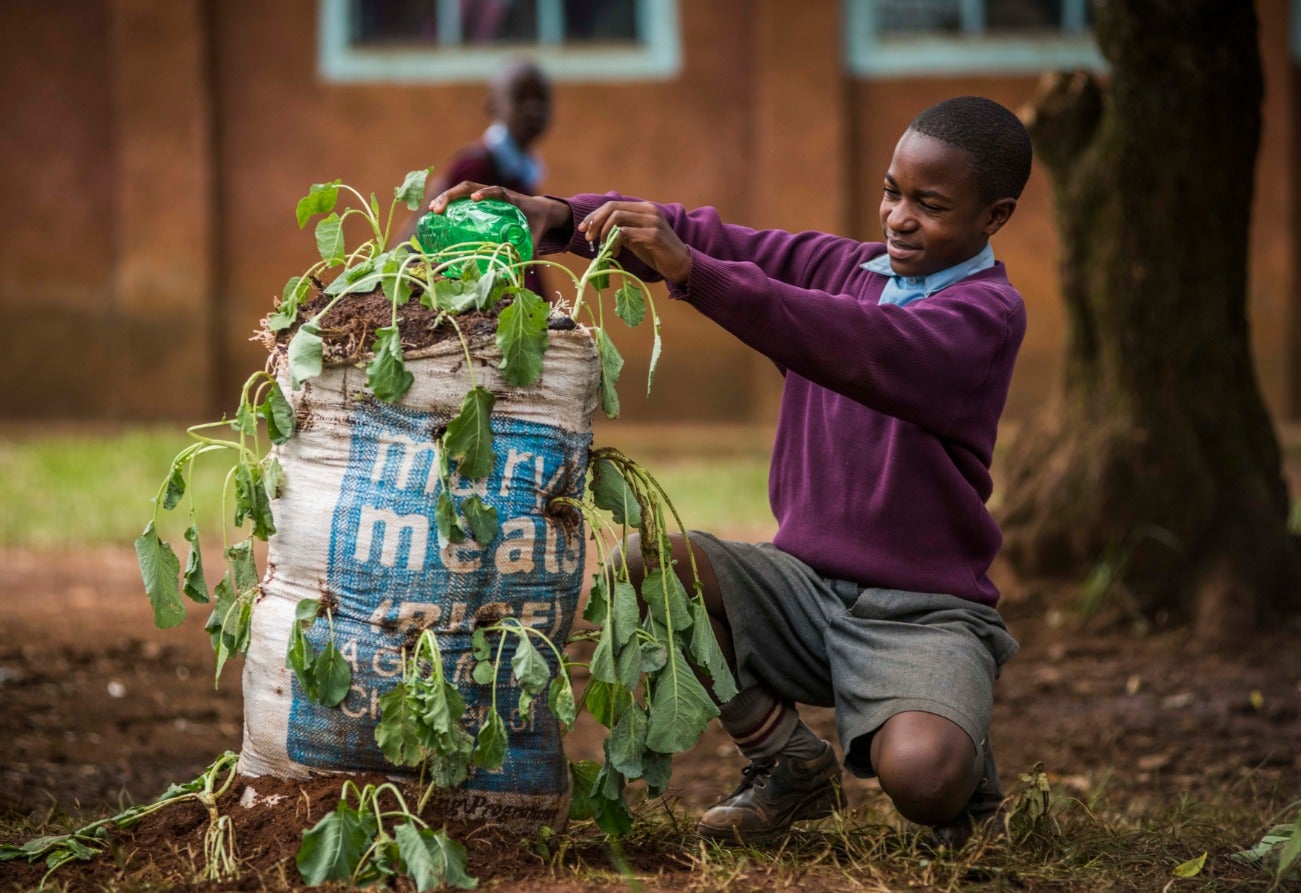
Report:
683,250,1025,438
538,192,864,289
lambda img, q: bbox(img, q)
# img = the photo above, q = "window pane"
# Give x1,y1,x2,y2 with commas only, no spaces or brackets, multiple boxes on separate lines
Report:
878,0,962,35
352,0,440,44
986,0,1062,30
563,0,639,43
462,0,538,44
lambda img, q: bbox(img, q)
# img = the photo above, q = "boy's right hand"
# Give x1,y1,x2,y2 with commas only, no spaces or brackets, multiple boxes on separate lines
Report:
430,182,571,247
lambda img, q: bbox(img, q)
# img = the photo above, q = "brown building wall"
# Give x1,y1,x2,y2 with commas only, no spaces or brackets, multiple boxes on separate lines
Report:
1,0,1297,428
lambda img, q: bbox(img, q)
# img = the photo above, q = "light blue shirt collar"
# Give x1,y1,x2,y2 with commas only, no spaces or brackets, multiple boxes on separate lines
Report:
483,122,544,190
862,242,995,307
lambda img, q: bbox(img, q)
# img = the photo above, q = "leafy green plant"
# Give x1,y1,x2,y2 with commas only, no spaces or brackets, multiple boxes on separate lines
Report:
286,597,354,707
297,780,476,890
0,752,241,885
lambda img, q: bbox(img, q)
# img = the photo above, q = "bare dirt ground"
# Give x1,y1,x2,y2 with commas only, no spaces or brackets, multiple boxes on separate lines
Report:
1,543,1299,891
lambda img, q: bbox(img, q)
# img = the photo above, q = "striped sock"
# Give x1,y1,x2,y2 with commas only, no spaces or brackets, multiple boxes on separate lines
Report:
718,685,799,760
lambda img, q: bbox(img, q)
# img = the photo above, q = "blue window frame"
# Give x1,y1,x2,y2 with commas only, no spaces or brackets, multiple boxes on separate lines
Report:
844,0,1104,77
319,0,681,82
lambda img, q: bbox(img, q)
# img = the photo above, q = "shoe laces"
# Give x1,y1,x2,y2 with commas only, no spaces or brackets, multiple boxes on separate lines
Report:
735,757,776,793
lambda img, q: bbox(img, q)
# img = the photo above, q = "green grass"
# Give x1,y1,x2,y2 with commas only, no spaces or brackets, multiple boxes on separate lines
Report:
0,425,773,550
0,426,239,549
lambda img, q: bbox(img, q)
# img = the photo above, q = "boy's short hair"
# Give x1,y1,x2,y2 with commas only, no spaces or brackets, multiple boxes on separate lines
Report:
909,96,1032,204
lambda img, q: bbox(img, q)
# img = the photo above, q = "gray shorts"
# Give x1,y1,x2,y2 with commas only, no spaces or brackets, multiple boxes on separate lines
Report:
690,532,1019,778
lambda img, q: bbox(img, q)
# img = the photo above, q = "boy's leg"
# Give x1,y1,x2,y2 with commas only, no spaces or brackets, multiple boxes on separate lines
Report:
619,533,843,844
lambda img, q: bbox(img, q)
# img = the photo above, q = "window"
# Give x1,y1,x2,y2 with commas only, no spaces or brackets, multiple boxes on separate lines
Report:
319,0,681,82
844,0,1104,77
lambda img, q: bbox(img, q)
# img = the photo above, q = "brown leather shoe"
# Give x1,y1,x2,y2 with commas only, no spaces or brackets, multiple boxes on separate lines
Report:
697,743,844,845
929,743,1005,850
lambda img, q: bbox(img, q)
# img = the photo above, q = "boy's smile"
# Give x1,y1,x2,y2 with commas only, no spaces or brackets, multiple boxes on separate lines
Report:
879,130,1012,279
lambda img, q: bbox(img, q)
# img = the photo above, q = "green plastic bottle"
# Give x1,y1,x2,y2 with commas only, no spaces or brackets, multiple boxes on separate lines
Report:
416,198,532,277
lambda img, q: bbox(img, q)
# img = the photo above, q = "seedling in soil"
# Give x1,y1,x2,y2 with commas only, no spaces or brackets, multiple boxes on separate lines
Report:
297,779,476,890
0,751,242,885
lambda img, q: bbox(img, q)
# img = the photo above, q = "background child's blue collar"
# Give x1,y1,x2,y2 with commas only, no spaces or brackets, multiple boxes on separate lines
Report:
862,242,995,306
483,122,544,190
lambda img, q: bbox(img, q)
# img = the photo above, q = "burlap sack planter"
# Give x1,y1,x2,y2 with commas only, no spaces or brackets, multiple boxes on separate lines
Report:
238,327,600,834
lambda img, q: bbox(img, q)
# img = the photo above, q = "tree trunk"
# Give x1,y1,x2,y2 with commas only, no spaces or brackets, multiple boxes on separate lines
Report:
1000,0,1301,641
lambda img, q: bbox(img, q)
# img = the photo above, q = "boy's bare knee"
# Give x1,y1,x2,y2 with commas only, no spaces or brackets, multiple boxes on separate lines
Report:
873,715,978,825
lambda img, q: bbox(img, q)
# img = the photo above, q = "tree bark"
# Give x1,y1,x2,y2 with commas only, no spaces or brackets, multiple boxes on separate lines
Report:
1000,0,1301,641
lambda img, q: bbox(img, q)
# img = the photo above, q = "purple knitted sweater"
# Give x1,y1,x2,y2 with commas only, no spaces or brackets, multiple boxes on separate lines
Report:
541,194,1026,606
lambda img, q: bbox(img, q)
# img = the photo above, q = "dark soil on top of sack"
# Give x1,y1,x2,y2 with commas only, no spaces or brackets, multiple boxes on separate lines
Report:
270,285,571,364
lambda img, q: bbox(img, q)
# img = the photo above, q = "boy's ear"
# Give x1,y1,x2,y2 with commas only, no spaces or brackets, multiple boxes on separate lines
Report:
983,198,1017,236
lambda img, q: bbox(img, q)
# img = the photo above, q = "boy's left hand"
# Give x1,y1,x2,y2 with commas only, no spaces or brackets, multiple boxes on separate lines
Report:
578,201,693,286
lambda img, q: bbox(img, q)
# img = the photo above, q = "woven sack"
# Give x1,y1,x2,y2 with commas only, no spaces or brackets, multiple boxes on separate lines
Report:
238,328,600,833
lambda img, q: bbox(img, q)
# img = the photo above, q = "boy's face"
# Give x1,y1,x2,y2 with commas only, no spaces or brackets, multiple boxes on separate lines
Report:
879,130,1014,278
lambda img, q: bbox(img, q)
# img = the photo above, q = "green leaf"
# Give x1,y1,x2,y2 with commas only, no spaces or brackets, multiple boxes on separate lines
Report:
443,387,496,480
590,625,617,685
297,803,370,885
611,579,641,648
376,685,425,766
162,461,187,511
548,672,577,729
584,573,610,626
511,631,550,694
608,700,649,779
591,759,633,835
234,460,276,540
614,281,646,327
645,650,719,753
590,458,642,528
568,761,602,821
286,621,318,700
638,638,668,674
689,601,738,702
295,180,340,229
584,678,631,730
595,327,624,419
428,277,473,312
135,521,184,629
461,495,499,544
643,567,693,632
231,401,258,436
395,823,478,891
325,258,380,297
1172,852,1207,878
1280,814,1301,879
614,635,642,690
260,380,295,444
394,168,432,211
366,325,415,404
471,628,492,661
381,249,413,306
288,323,323,390
473,269,506,311
643,749,673,797
264,454,286,500
315,213,345,266
496,288,550,387
471,658,495,686
312,641,353,707
228,540,258,594
270,275,312,332
474,709,508,770
435,491,466,545
182,522,208,604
